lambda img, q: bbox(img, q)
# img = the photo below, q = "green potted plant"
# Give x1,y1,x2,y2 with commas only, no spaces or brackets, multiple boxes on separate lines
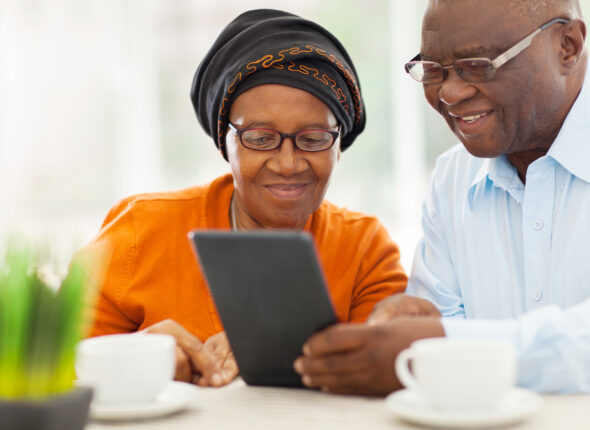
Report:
0,244,92,430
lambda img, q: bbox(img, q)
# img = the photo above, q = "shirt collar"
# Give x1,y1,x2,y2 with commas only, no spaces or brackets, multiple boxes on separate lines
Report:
470,157,492,189
547,63,590,184
468,62,590,206
468,155,523,207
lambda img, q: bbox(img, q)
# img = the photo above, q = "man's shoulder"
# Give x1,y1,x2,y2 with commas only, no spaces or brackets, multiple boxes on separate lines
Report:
431,144,487,191
434,143,483,172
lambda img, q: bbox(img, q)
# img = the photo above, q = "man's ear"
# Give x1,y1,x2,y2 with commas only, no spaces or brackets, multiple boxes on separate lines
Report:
560,19,586,73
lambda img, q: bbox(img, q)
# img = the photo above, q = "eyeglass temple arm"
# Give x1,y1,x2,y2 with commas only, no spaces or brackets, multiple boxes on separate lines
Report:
492,18,569,69
491,29,541,69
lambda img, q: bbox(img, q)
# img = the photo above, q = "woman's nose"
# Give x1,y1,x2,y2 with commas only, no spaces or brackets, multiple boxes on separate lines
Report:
268,137,301,176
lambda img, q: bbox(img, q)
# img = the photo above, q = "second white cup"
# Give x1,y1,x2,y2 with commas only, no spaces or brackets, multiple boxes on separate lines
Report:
395,337,516,411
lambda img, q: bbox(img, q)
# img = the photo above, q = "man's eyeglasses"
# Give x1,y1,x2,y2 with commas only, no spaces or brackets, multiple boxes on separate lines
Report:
227,123,340,152
404,17,570,84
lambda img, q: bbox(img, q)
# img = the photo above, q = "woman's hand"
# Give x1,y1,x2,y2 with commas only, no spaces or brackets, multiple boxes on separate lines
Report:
143,319,229,387
367,294,441,325
203,331,239,385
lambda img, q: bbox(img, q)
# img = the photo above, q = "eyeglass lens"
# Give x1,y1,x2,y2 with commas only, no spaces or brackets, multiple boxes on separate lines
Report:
407,59,495,83
241,129,335,151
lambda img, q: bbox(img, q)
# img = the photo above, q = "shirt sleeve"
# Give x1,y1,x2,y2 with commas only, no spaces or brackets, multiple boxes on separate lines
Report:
405,162,465,318
442,298,590,393
348,222,407,323
73,199,141,337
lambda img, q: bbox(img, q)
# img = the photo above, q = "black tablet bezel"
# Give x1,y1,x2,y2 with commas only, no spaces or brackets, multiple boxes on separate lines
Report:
189,230,337,387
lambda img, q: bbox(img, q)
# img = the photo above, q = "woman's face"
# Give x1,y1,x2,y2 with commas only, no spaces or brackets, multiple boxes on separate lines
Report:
226,84,341,230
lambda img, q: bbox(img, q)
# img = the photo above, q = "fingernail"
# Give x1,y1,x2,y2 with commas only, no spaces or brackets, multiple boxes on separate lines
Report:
212,372,222,386
302,375,311,386
293,359,303,373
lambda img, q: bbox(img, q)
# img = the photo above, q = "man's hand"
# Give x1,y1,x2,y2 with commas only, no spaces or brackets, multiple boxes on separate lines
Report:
143,319,229,387
367,294,441,325
203,331,239,385
293,317,445,396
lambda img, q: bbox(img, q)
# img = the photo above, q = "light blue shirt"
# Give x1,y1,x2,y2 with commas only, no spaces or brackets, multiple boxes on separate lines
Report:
407,65,590,393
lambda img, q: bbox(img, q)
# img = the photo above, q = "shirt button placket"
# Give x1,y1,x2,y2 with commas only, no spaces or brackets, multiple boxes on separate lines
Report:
522,160,555,311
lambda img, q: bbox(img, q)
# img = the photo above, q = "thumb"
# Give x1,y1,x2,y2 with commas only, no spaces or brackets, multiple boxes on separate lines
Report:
185,340,224,386
367,311,390,326
367,305,397,325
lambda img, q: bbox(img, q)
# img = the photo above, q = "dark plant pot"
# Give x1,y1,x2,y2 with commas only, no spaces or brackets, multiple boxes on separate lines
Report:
0,386,93,430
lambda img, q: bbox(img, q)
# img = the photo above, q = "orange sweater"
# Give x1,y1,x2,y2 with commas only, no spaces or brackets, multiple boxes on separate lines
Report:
79,174,406,341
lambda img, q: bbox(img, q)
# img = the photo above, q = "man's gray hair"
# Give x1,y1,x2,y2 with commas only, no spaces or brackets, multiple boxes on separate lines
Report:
506,0,582,21
429,0,582,21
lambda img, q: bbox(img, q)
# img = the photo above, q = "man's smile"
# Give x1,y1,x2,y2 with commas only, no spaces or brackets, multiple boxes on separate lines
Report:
448,110,494,136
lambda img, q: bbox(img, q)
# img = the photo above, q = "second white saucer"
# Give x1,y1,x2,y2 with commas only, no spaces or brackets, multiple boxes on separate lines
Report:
385,387,542,429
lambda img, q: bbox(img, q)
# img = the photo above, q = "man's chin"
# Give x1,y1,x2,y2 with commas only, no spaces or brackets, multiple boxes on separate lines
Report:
459,138,504,159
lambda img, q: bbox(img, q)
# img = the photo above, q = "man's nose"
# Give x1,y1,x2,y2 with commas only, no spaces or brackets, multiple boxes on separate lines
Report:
438,69,478,106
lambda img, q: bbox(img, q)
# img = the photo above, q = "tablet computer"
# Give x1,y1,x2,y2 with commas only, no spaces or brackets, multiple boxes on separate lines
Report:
188,230,337,387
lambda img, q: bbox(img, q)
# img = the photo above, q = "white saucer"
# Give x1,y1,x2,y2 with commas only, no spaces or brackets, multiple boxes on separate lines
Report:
89,381,197,421
385,387,542,429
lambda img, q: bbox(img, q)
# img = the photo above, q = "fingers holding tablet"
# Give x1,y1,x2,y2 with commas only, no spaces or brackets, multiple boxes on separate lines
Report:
203,331,239,385
367,294,441,325
143,319,227,387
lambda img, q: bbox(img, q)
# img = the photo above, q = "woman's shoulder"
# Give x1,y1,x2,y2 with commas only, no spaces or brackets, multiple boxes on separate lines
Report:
313,200,385,237
100,174,233,230
317,200,381,223
311,201,398,270
100,186,204,228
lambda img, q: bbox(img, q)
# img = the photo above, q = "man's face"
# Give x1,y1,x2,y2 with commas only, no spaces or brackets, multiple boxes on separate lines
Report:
421,0,566,158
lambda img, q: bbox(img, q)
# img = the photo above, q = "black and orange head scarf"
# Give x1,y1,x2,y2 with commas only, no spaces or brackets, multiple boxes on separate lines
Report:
191,8,366,160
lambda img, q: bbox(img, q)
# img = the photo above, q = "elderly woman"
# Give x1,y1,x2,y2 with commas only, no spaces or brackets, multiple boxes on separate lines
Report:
79,9,406,387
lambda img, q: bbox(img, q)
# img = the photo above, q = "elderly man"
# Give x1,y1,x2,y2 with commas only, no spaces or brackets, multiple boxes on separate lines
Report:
294,0,590,395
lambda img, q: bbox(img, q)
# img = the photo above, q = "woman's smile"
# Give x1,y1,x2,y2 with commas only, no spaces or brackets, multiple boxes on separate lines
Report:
264,182,311,199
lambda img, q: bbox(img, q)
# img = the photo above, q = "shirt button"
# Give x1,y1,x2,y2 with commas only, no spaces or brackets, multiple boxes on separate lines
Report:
533,220,544,230
532,291,543,302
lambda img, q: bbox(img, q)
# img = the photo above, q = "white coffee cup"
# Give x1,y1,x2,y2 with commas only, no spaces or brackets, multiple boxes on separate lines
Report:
395,338,516,411
76,333,176,404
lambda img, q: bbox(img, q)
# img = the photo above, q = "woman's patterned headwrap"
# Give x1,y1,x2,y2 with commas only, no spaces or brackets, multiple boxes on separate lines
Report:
191,9,366,160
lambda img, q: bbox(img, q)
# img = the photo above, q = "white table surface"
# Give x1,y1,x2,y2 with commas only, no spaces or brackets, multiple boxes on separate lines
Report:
86,379,590,430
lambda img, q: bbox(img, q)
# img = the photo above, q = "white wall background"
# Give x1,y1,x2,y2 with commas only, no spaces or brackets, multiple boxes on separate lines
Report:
1,0,589,271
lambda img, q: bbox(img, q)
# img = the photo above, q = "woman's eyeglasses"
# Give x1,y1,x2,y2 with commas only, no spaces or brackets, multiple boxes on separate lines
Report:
228,123,340,152
404,17,569,84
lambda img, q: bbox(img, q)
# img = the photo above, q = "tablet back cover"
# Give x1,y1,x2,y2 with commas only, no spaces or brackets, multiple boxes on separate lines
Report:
189,230,337,387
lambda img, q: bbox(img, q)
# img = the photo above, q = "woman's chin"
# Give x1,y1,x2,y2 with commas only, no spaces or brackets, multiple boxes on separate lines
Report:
262,213,310,230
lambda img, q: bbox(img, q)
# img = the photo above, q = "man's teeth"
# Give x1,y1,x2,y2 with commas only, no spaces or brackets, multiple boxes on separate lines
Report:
462,113,487,123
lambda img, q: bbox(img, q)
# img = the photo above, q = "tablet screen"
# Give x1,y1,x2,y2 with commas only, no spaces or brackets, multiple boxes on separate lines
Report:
189,230,337,387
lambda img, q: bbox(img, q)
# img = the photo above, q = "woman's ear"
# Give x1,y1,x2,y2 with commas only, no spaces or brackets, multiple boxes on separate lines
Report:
220,128,231,161
560,19,586,73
